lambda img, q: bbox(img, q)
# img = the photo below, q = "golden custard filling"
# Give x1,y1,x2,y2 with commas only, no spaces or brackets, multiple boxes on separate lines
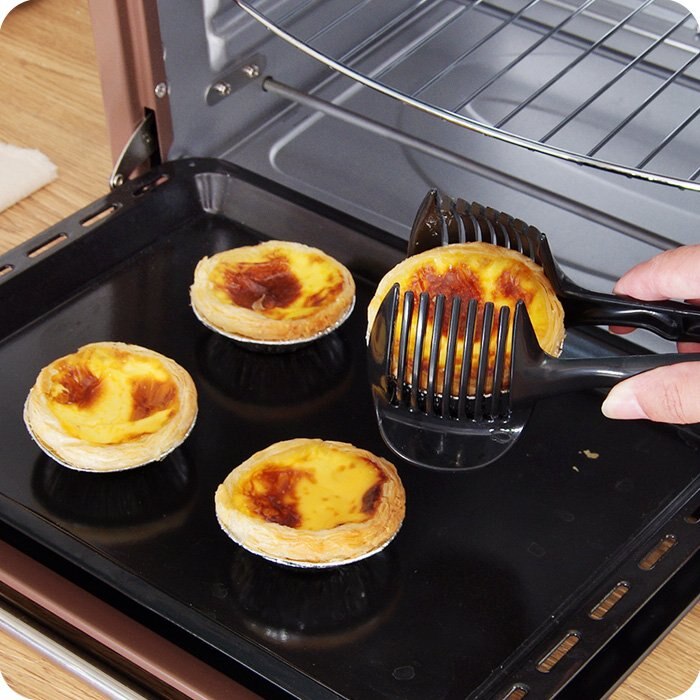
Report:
210,249,346,321
368,242,565,395
231,442,387,531
401,248,554,337
45,345,179,445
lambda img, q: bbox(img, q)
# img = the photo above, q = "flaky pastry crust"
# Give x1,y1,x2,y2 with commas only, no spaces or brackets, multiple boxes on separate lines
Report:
190,240,356,344
215,438,406,567
24,342,198,472
366,242,565,394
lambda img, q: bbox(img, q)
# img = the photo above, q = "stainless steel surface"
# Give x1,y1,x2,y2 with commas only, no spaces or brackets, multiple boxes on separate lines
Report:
205,55,265,105
233,0,700,189
150,0,698,353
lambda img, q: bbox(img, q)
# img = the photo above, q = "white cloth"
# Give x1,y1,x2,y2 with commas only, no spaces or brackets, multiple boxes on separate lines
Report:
0,142,57,213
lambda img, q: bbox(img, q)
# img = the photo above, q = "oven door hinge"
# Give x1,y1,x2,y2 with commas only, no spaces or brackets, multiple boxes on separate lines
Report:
110,111,159,189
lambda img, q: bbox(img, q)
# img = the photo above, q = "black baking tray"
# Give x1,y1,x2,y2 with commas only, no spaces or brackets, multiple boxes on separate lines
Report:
0,159,698,699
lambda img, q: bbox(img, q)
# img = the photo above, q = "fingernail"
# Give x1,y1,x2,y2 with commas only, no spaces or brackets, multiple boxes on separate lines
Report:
601,384,648,420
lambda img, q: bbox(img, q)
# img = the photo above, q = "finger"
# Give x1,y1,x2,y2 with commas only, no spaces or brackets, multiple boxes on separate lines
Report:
614,245,700,301
608,325,634,335
607,337,700,349
601,363,700,424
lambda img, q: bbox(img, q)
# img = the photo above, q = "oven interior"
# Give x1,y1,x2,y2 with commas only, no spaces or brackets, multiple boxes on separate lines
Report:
158,0,700,353
1,1,700,699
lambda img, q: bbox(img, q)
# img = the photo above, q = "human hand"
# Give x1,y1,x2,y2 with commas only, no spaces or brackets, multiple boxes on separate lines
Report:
601,244,700,424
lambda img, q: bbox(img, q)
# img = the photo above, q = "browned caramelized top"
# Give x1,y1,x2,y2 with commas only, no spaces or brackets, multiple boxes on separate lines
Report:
361,480,384,515
130,377,178,421
494,268,534,306
241,466,309,528
410,264,483,301
221,256,302,310
43,344,182,445
408,264,537,341
52,363,103,408
409,265,534,307
235,448,388,531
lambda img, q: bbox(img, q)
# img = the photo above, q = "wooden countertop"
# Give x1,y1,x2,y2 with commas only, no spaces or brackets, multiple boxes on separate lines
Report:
0,1,697,698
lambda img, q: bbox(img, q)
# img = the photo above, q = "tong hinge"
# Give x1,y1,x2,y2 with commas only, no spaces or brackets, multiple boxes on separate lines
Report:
110,111,159,189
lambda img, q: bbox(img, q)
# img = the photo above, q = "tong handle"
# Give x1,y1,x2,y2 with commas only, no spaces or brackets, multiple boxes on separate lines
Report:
519,351,700,403
560,284,700,342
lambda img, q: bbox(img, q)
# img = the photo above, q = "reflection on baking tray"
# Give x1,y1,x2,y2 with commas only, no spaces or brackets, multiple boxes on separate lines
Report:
197,331,352,420
31,449,195,544
228,546,399,648
353,549,530,700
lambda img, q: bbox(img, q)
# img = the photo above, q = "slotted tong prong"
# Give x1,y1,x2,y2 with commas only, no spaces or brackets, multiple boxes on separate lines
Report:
370,286,509,422
367,284,700,470
409,189,700,342
368,284,528,470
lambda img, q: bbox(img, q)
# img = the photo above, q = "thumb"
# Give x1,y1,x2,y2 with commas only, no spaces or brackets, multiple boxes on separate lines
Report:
601,363,700,424
613,245,700,301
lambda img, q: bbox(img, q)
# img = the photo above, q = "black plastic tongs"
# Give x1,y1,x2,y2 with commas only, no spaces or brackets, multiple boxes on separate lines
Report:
409,189,700,342
366,190,700,470
367,287,700,471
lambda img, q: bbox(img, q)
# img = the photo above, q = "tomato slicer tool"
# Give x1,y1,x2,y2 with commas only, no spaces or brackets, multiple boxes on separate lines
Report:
409,189,700,341
367,283,700,470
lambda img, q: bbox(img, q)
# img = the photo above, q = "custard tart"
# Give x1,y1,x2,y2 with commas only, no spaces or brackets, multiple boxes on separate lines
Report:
24,342,197,472
367,242,565,394
215,438,405,567
190,240,356,346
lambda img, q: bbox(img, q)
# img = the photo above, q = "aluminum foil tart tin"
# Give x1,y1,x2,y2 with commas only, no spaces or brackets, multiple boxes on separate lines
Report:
216,515,397,569
191,295,356,353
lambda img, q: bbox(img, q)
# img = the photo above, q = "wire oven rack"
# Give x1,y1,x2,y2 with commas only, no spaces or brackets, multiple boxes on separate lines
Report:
233,0,700,191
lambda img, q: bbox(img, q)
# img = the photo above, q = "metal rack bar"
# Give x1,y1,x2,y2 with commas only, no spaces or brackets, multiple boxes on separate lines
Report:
452,0,599,111
525,0,698,53
288,0,441,73
373,2,474,83
587,47,700,157
493,0,656,129
272,0,315,26
638,102,700,169
234,0,700,191
227,0,464,158
262,76,681,252
410,0,539,100
540,10,694,142
337,0,458,77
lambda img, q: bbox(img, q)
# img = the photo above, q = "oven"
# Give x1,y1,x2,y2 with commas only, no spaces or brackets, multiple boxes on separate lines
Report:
1,1,699,698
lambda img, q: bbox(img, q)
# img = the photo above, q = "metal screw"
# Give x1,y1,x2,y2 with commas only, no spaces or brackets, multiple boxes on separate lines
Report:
212,81,232,96
154,82,168,99
241,64,260,79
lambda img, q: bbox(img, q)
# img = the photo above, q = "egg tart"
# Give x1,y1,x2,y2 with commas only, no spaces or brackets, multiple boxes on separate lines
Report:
367,242,565,394
24,342,197,472
215,438,405,567
190,240,356,347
